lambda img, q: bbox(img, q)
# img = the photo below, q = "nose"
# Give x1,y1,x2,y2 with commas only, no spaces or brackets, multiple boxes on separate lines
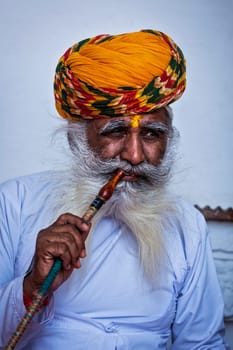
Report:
120,132,145,165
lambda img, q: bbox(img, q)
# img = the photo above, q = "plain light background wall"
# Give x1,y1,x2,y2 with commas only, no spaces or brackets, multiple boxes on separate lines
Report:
0,0,233,209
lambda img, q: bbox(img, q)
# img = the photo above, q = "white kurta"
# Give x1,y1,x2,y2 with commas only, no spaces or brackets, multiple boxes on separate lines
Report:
0,172,228,349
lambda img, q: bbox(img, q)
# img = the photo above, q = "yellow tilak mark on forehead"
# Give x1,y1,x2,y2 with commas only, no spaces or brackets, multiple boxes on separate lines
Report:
130,115,141,128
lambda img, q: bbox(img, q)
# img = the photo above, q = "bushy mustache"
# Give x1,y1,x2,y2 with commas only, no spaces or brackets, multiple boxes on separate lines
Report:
75,145,174,188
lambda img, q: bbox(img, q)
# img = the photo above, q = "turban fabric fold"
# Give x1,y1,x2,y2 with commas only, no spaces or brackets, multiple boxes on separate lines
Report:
54,29,186,121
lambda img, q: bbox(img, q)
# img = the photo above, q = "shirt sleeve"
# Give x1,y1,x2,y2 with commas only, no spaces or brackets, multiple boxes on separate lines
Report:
0,179,54,349
170,210,229,349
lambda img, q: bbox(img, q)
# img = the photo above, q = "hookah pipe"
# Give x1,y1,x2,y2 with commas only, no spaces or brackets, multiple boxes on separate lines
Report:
5,169,125,350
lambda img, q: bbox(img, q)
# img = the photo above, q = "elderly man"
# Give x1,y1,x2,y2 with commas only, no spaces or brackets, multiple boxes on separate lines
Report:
0,30,228,349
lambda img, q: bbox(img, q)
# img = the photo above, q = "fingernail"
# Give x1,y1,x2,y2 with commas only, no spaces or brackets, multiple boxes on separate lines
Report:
80,249,86,258
75,260,81,268
81,222,90,230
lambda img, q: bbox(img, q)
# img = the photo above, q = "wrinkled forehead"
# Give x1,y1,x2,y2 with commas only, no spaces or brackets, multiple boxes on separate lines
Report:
89,109,169,130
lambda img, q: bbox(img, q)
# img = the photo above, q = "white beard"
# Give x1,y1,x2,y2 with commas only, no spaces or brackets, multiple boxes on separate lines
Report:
52,118,179,279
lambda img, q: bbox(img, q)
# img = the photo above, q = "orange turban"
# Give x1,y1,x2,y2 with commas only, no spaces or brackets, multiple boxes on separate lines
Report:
54,29,186,121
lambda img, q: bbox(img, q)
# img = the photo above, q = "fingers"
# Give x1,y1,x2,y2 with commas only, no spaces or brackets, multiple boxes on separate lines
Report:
25,213,92,295
55,212,90,235
55,213,91,258
37,213,91,269
54,212,91,260
42,228,82,269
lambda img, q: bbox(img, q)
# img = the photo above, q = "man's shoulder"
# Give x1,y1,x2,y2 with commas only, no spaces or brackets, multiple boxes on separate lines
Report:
0,171,62,205
163,197,209,276
173,197,205,224
165,196,207,242
1,170,60,188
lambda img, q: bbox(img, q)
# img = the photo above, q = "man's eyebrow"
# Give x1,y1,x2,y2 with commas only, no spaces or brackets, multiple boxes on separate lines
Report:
142,121,169,134
99,120,127,134
99,120,169,134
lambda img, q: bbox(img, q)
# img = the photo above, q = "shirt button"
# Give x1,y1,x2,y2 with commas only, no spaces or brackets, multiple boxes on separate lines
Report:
105,324,117,333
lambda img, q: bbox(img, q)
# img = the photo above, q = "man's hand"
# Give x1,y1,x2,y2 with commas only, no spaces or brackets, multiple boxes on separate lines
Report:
23,213,91,299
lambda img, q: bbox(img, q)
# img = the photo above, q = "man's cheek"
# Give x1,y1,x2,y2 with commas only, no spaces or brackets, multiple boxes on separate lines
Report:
99,142,123,159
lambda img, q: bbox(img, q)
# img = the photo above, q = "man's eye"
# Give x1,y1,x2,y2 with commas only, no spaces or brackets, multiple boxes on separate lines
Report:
141,129,165,141
101,127,127,138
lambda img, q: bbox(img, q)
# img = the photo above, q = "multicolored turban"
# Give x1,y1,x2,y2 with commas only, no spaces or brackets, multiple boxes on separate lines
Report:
54,29,186,121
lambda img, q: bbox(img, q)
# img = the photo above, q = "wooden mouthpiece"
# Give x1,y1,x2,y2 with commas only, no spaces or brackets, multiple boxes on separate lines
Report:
82,169,124,224
98,168,125,201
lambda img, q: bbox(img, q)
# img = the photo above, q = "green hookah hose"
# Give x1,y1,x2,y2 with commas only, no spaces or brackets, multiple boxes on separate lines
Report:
5,259,62,350
5,169,124,350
